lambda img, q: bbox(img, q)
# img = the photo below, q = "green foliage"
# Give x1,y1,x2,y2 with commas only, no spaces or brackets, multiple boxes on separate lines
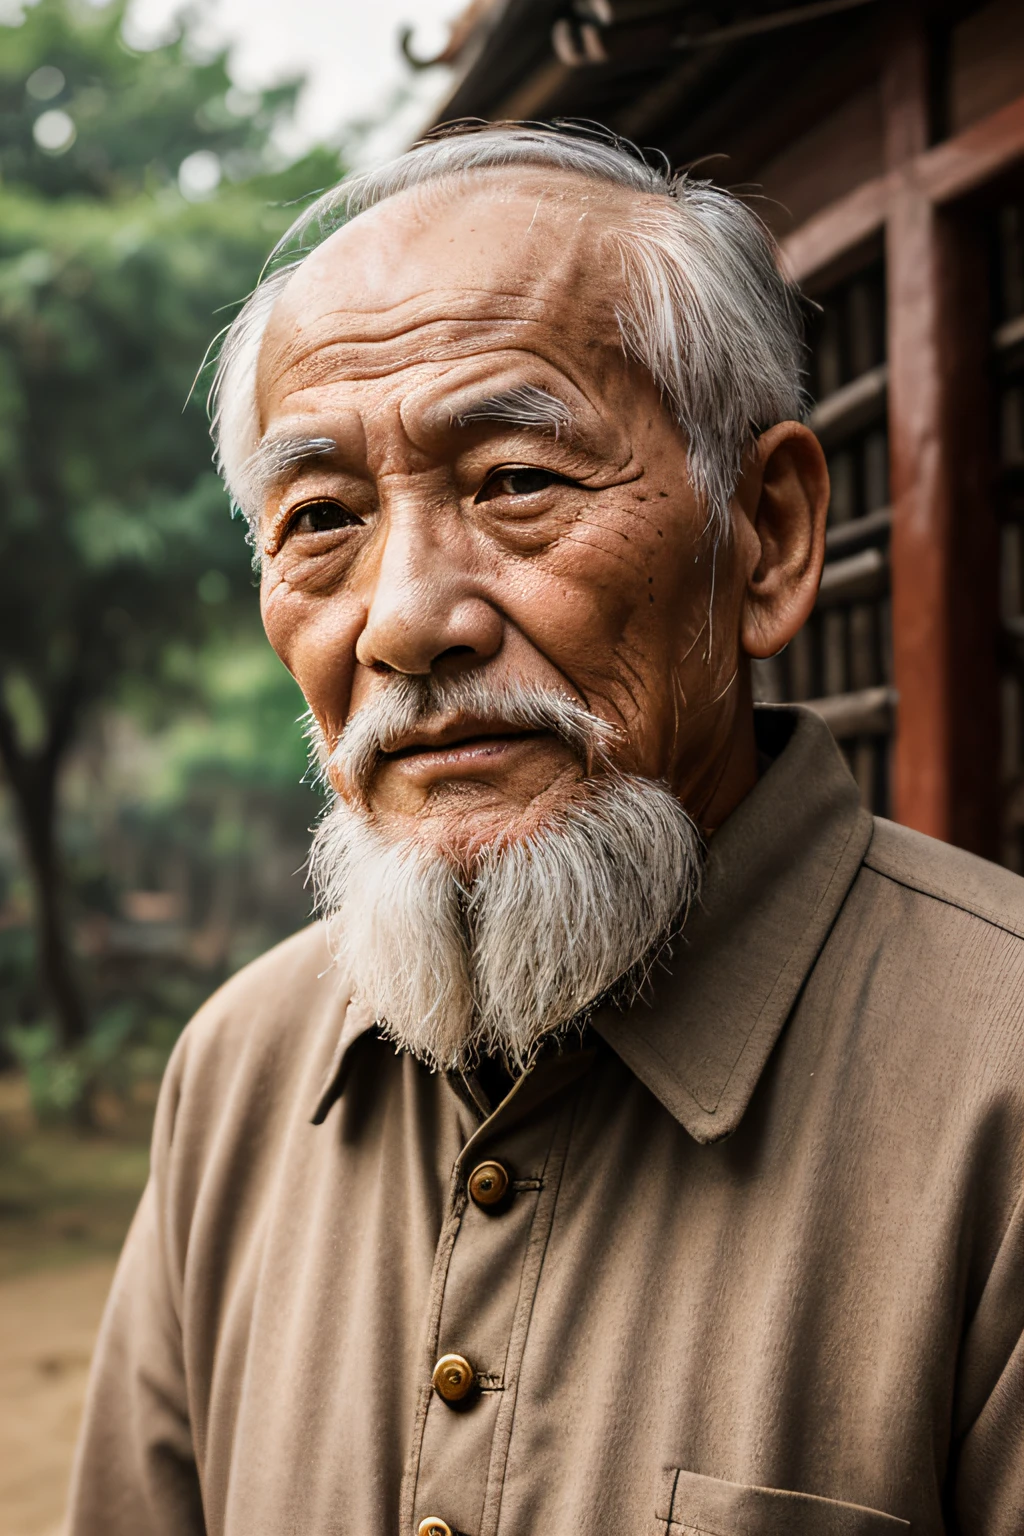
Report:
0,2,345,751
1,184,251,729
114,636,318,973
5,1002,137,1117
1,0,303,199
144,633,312,797
0,0,344,1065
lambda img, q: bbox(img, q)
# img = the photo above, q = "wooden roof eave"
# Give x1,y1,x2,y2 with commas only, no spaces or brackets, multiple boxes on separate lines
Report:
428,0,568,127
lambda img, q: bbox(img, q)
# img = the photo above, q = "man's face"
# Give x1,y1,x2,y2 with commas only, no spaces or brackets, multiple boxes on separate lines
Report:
255,172,750,862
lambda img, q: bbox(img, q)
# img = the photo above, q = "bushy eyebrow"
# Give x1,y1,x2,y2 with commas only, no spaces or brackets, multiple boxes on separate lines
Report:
451,384,575,440
243,386,575,513
242,433,338,506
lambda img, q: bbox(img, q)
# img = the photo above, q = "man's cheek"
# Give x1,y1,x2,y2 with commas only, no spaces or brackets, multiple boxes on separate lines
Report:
524,539,640,654
259,571,298,668
262,585,360,727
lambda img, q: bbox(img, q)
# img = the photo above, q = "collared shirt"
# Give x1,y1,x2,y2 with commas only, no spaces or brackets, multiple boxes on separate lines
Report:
67,707,1024,1536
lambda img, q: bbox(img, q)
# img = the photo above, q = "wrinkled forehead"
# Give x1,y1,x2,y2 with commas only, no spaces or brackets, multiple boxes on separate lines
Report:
256,171,638,411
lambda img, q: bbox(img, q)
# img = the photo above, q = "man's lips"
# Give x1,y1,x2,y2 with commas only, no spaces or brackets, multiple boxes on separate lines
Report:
377,722,562,779
380,718,543,760
382,728,546,766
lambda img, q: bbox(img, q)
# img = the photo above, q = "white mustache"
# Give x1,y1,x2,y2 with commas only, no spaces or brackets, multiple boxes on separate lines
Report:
319,675,619,801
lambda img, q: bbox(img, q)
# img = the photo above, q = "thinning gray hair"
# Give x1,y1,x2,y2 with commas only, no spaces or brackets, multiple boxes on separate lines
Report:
210,123,806,542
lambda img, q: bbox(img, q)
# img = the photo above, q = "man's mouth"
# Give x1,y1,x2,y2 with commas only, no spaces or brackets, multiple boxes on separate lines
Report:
378,719,559,778
382,721,544,760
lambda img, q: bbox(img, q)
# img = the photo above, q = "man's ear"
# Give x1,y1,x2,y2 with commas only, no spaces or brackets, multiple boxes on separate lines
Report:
735,421,829,660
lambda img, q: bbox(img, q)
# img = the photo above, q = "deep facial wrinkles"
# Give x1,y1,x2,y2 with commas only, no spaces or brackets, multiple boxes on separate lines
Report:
265,288,571,388
254,172,809,848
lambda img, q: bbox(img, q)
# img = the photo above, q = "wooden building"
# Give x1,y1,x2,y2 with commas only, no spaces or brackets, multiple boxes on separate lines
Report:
420,0,1024,866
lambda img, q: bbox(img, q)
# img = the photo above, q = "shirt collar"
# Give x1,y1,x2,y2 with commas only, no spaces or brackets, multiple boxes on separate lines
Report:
311,994,376,1125
312,705,872,1135
592,705,873,1143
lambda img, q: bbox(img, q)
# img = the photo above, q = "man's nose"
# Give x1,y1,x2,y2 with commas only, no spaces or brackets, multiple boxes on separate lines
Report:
355,506,503,675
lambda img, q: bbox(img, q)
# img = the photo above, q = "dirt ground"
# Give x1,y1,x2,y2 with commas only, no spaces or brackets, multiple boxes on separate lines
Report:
0,1259,118,1536
0,1074,152,1536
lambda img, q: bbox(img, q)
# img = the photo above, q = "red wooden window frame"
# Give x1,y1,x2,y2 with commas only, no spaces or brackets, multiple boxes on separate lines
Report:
782,38,1024,854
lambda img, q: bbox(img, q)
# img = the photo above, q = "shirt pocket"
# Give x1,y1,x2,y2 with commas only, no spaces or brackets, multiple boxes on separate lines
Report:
657,1468,911,1535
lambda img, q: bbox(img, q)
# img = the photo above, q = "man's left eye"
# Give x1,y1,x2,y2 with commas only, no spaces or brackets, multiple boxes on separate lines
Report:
290,500,362,534
476,468,565,502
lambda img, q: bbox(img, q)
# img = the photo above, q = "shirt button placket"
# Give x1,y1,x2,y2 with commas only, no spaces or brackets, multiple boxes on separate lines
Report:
405,1066,584,1536
409,1150,534,1534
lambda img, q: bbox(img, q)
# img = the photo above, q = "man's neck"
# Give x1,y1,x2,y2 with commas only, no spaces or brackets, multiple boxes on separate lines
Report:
683,674,760,837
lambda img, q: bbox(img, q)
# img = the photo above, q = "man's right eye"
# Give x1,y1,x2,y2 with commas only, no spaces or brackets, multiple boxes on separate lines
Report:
291,500,362,534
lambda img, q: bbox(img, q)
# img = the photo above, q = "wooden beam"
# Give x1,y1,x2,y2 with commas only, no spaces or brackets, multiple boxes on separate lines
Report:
808,362,888,448
495,60,572,121
886,191,952,841
884,13,950,843
883,12,999,855
782,90,1024,287
917,93,1024,206
780,172,889,285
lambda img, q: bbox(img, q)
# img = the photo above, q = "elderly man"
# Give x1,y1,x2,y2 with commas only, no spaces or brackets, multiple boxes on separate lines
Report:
68,125,1023,1536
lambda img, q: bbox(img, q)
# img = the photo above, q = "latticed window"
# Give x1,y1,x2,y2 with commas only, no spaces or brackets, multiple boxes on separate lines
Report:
995,195,1024,868
752,263,894,814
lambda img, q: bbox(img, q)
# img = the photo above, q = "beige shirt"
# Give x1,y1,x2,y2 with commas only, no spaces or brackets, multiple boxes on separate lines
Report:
67,707,1024,1536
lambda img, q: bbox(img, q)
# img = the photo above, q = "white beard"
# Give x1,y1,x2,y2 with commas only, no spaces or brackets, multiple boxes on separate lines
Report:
309,773,702,1075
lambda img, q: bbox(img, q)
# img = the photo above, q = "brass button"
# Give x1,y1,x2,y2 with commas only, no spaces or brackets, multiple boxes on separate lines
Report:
431,1352,475,1404
417,1520,452,1536
468,1159,510,1209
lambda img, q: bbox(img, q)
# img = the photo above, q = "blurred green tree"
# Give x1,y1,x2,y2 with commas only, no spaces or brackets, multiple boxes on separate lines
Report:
0,0,342,1046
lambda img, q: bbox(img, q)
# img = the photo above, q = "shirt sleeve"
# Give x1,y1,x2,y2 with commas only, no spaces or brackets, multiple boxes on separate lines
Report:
952,1185,1024,1535
64,1044,205,1535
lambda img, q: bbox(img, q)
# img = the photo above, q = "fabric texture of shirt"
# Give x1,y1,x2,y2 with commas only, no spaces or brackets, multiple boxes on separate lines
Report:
66,706,1024,1536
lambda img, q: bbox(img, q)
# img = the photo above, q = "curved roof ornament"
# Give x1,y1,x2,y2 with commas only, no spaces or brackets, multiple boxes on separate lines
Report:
399,0,505,71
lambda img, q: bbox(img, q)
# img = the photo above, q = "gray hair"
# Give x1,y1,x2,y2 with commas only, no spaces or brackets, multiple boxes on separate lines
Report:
210,122,806,542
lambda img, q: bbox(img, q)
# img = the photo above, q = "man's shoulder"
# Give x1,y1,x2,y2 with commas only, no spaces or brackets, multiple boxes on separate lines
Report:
149,924,356,1241
189,921,338,1032
854,818,1024,1075
171,922,347,1105
848,820,1024,1204
863,817,1024,942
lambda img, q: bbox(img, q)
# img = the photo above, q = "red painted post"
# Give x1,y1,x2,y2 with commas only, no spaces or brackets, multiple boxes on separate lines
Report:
884,11,998,854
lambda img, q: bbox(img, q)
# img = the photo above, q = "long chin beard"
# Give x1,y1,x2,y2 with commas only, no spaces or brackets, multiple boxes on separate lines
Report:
309,773,703,1075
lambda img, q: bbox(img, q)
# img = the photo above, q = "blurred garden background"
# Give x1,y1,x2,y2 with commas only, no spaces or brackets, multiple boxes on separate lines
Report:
0,1,452,1528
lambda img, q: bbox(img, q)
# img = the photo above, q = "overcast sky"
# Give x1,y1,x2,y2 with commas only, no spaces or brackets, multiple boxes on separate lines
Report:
126,0,459,162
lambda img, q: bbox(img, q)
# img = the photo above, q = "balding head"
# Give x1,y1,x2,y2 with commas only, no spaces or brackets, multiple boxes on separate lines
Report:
212,125,806,540
255,170,636,445
262,166,632,349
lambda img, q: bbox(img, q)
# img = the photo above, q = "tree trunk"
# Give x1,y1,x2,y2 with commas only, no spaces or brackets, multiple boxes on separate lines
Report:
21,773,89,1047
0,706,89,1049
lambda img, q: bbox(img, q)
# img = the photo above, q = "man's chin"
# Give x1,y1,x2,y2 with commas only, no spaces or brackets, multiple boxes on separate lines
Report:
369,784,586,870
379,807,555,871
